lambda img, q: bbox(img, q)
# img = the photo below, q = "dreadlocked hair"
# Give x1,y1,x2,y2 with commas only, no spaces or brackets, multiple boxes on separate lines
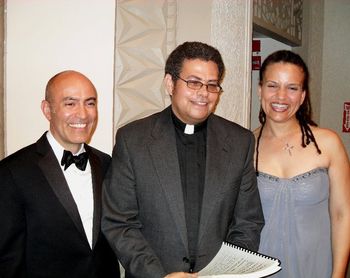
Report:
255,50,322,176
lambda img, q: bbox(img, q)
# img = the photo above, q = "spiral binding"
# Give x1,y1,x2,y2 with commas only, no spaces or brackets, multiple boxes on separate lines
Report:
224,241,280,263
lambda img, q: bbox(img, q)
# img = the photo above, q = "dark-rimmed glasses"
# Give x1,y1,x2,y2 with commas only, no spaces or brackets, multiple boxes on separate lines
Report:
175,75,223,94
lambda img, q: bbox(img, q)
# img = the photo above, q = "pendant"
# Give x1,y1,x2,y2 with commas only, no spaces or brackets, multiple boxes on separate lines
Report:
283,143,294,156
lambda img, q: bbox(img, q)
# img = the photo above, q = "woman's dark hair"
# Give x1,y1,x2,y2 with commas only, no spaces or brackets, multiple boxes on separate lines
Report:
256,50,321,174
165,41,225,82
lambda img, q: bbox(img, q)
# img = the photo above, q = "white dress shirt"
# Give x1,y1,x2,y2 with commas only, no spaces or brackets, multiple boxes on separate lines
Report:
46,131,94,248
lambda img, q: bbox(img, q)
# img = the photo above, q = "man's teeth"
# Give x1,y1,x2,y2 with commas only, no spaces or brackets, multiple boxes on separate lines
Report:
69,123,86,128
194,101,207,105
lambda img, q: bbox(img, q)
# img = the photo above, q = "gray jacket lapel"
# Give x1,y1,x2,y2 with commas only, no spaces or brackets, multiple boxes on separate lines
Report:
148,108,188,251
198,116,231,245
36,135,88,243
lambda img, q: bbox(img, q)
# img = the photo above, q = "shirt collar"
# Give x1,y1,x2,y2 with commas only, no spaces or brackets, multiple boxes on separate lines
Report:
171,110,207,135
46,131,85,163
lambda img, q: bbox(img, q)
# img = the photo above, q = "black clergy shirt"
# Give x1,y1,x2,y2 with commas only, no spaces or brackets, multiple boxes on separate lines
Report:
172,111,207,271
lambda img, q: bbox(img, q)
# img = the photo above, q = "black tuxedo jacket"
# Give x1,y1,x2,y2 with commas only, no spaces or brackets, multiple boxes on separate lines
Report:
0,133,120,278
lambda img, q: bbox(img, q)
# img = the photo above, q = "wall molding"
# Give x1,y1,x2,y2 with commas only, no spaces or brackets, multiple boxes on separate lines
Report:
253,0,303,46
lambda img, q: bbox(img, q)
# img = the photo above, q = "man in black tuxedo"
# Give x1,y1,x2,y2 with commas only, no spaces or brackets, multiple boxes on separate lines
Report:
0,70,120,278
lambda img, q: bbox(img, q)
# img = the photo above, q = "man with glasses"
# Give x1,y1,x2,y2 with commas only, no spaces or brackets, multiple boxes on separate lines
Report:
102,41,264,278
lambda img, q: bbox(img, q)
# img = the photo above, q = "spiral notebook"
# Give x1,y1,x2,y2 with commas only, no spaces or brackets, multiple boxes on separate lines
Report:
198,242,281,278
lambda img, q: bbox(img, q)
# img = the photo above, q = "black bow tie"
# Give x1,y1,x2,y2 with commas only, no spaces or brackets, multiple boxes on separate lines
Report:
61,150,89,171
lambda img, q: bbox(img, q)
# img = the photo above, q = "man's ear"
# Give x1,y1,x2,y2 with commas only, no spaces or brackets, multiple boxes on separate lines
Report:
41,100,52,121
164,74,175,96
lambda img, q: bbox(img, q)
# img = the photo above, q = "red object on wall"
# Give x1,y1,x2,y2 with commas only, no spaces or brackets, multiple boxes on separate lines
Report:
343,102,350,132
252,39,261,71
252,56,261,70
252,40,261,52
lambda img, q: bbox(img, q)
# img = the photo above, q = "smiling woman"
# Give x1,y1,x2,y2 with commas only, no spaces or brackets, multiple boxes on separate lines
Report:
258,62,306,125
254,50,350,278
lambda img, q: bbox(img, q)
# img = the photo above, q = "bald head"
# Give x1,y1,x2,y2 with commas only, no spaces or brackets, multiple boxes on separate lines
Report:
45,70,97,102
42,70,98,153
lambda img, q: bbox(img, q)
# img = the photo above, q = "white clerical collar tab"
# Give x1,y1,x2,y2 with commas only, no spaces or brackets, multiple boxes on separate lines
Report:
184,124,195,134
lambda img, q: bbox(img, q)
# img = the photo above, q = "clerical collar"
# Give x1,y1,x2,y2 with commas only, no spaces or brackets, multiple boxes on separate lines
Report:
171,111,207,135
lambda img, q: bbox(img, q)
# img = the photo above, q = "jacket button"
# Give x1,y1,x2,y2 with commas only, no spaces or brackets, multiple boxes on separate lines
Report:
182,257,190,264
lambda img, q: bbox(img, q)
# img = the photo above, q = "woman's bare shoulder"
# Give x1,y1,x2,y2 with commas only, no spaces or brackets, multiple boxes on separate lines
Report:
311,126,346,154
311,126,342,142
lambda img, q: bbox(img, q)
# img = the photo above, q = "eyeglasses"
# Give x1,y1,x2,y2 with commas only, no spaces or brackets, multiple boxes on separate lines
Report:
175,75,222,94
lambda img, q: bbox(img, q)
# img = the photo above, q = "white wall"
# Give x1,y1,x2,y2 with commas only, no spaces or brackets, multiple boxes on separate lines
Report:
5,0,116,155
321,0,350,155
176,0,211,45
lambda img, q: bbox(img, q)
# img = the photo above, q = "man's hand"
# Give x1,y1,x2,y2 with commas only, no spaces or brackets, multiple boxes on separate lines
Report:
164,272,198,278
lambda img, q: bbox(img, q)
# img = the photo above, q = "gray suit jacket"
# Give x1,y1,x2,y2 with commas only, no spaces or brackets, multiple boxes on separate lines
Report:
102,106,264,278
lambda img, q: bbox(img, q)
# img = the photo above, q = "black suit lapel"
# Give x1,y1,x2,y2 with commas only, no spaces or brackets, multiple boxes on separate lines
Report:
86,146,103,249
36,135,88,242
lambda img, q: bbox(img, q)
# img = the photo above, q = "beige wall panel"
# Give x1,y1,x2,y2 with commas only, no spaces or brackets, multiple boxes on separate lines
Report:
211,0,253,127
114,0,176,130
176,0,212,45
